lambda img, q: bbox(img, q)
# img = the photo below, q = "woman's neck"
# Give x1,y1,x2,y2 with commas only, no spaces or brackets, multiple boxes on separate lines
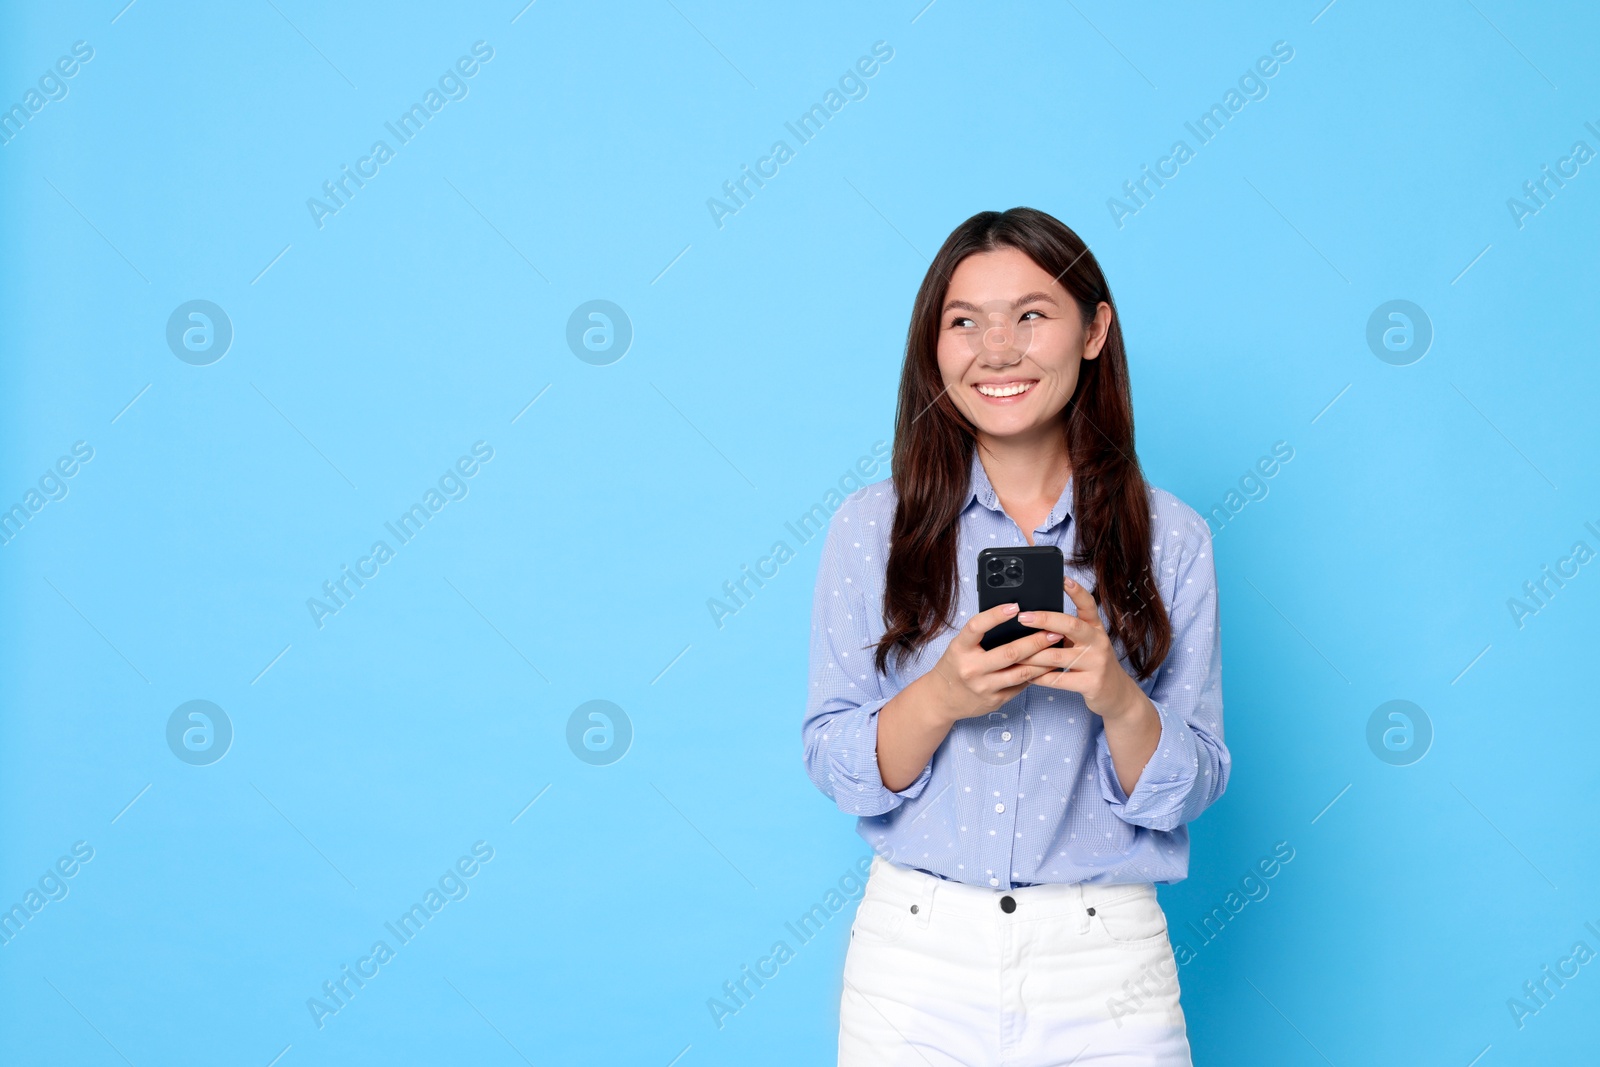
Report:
974,431,1071,543
975,431,1071,503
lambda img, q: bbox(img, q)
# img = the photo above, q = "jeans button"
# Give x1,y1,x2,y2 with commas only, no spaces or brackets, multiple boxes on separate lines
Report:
1000,895,1016,914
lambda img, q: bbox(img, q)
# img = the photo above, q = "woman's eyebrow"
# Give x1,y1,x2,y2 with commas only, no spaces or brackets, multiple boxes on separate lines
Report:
1012,291,1058,306
942,291,1060,312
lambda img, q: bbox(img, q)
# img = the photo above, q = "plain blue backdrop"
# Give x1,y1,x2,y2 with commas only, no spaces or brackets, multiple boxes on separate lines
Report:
3,1,1598,1064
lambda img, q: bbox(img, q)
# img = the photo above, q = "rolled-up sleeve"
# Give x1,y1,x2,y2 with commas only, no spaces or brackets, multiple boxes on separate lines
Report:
801,505,933,817
1095,519,1230,832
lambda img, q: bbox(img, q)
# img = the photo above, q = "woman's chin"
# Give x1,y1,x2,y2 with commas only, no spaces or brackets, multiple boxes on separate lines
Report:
969,412,1064,441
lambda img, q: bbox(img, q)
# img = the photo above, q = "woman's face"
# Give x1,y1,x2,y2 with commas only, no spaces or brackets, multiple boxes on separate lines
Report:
935,246,1111,444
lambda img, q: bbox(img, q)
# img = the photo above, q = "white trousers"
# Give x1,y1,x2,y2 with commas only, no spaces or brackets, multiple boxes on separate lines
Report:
838,855,1191,1066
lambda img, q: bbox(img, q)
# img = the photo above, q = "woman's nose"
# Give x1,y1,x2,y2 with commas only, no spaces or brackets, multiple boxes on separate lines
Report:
982,318,1012,352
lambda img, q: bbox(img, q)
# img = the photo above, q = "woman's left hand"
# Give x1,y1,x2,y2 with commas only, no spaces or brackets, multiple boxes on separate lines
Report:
1015,576,1148,721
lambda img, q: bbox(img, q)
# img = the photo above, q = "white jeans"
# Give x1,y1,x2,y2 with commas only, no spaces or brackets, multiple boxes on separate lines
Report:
838,855,1191,1066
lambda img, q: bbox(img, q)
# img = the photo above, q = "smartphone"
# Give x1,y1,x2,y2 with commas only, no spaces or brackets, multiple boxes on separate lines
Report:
977,545,1066,651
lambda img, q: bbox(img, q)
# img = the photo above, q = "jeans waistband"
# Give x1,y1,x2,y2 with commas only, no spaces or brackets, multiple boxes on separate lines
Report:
863,854,1157,926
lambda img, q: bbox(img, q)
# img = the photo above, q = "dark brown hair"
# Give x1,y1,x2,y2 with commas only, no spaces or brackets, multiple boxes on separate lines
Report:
872,207,1171,680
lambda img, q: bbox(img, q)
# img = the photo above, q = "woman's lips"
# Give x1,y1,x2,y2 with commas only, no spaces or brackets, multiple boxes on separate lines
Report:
973,379,1037,401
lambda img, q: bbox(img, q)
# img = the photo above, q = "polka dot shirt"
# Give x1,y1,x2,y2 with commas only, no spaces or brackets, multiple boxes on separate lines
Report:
800,449,1230,890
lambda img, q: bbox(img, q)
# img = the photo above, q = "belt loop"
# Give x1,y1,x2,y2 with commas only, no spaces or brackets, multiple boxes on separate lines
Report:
913,875,935,928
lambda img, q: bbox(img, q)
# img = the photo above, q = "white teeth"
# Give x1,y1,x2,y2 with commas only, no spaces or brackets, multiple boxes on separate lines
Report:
976,381,1033,398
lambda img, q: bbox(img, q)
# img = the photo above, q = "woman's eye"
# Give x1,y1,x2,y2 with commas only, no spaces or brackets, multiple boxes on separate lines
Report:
1019,310,1044,321
950,316,975,328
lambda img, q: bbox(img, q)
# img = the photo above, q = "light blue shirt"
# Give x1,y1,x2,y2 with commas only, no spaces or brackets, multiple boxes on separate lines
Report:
801,450,1229,889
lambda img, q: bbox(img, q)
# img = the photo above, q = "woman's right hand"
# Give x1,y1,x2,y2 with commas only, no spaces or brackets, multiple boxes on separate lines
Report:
925,602,1064,723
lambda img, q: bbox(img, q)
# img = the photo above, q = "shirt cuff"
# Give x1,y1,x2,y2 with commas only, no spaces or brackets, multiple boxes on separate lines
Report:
1094,697,1198,831
822,696,935,817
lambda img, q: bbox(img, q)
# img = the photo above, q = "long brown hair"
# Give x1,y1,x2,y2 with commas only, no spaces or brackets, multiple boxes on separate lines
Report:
872,207,1171,680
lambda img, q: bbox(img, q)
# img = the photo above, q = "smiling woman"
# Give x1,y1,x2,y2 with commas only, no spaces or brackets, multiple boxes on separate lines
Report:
802,207,1228,1066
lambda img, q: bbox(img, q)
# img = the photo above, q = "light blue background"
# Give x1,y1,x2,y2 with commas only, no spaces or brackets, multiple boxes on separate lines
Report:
3,1,1598,1064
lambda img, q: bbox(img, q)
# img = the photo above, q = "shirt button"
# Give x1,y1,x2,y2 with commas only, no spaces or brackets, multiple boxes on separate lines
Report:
994,802,1005,813
989,877,999,886
1001,731,1012,741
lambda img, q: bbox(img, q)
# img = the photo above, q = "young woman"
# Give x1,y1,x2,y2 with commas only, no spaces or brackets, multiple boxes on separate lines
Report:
802,207,1229,1066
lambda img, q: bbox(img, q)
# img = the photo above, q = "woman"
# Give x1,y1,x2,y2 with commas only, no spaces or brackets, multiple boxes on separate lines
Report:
802,207,1229,1066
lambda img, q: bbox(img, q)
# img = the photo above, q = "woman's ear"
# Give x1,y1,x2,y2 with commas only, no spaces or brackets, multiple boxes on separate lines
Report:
1082,302,1113,361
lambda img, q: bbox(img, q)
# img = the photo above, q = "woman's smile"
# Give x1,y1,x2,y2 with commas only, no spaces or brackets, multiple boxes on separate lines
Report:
973,378,1038,401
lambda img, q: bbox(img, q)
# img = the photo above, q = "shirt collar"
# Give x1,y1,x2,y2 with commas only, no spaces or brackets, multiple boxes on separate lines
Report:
963,448,1076,536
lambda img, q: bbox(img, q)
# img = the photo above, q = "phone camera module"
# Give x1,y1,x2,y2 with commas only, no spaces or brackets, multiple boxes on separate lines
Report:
983,554,1025,590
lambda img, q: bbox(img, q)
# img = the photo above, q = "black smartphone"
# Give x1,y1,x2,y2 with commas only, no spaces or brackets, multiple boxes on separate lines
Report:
976,545,1066,651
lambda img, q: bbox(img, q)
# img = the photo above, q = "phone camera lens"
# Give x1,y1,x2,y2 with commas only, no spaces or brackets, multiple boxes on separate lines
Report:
986,573,1004,587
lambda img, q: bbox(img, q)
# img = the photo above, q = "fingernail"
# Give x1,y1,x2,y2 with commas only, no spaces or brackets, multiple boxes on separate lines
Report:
1004,603,1020,614
1017,611,1036,623
1046,632,1062,642
1064,577,1076,589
